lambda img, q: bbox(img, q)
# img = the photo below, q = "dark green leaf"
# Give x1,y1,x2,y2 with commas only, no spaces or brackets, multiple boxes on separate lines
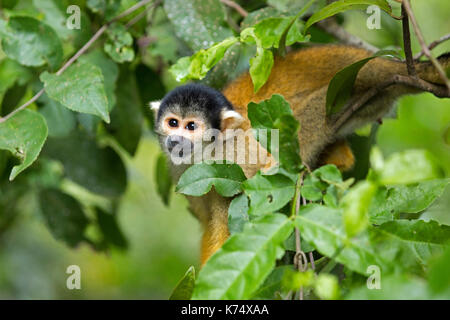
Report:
38,93,76,138
295,205,391,275
96,207,128,249
164,0,233,51
1,16,63,70
40,60,110,123
248,95,302,172
43,131,127,198
305,0,392,31
155,152,173,206
176,163,246,197
104,23,135,63
107,68,143,155
369,179,450,225
0,109,48,180
192,213,293,299
326,50,398,115
228,193,249,234
81,50,119,112
38,188,89,247
169,266,196,300
242,172,295,215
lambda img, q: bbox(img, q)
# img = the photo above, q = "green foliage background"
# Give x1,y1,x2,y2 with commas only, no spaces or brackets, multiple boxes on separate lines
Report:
0,0,449,299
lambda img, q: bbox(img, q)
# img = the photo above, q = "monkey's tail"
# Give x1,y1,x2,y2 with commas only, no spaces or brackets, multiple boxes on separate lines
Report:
416,52,450,85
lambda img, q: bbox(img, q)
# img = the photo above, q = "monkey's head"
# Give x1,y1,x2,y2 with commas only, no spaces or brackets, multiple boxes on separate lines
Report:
151,84,244,165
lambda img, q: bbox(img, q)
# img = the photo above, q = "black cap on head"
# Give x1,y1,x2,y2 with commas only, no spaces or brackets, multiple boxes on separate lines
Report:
158,84,233,130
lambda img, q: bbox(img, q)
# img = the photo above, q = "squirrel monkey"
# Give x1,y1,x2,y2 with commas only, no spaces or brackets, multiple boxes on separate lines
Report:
152,45,450,265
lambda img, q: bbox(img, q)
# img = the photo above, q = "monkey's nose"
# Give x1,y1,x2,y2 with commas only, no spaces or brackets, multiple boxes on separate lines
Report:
166,135,184,151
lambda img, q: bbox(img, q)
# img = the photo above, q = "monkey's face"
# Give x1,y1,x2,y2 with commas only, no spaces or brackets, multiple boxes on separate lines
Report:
151,84,244,166
158,111,208,161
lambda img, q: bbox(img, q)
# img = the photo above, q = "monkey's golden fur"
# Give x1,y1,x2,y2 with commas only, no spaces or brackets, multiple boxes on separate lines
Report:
184,45,449,265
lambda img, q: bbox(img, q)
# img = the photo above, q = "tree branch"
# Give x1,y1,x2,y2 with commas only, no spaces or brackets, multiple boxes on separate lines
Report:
401,3,416,77
414,33,450,60
402,0,450,92
220,0,248,17
332,74,450,133
316,18,379,53
0,0,156,124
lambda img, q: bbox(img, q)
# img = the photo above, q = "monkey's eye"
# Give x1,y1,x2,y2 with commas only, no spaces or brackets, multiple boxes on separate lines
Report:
168,118,178,128
186,122,197,131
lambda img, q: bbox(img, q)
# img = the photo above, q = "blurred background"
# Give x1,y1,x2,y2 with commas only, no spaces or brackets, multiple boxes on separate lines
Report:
0,0,449,299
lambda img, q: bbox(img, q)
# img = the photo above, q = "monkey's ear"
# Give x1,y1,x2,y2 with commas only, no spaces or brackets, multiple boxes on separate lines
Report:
221,109,244,130
150,101,161,112
150,101,160,120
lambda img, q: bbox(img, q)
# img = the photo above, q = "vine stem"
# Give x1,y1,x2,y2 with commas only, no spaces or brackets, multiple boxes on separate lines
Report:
414,33,450,60
0,0,156,124
291,171,308,300
402,0,450,92
220,0,248,17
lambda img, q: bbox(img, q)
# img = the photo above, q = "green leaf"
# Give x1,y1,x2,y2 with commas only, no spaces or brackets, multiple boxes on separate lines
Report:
170,37,239,82
346,274,431,299
0,109,48,180
104,23,135,63
1,16,63,70
228,193,249,234
155,152,173,206
96,207,128,249
169,266,196,300
0,58,32,104
243,172,295,215
240,7,285,29
377,220,450,267
341,180,377,237
253,17,309,49
248,94,302,172
374,149,444,185
314,273,340,300
164,0,233,51
38,93,76,138
43,131,127,198
314,164,343,184
428,246,450,295
326,50,398,115
369,179,450,225
305,0,392,31
38,188,89,247
40,60,110,123
176,163,246,197
250,265,292,299
107,68,143,155
81,50,119,112
249,46,274,93
192,213,293,299
295,205,390,275
87,0,121,20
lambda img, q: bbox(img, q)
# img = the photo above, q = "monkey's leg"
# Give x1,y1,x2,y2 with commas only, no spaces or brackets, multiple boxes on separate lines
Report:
189,191,231,266
318,139,355,171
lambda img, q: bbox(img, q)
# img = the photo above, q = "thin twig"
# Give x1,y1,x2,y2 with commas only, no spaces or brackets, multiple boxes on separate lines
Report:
401,3,416,77
0,0,155,124
414,33,450,60
316,18,378,53
332,74,450,132
220,0,248,17
402,0,450,92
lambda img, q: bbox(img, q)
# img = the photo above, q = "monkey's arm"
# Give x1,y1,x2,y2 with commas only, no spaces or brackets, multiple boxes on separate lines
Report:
223,45,450,168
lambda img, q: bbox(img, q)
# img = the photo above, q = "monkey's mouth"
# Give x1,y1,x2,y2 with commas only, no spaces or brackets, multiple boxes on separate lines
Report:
167,143,193,159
